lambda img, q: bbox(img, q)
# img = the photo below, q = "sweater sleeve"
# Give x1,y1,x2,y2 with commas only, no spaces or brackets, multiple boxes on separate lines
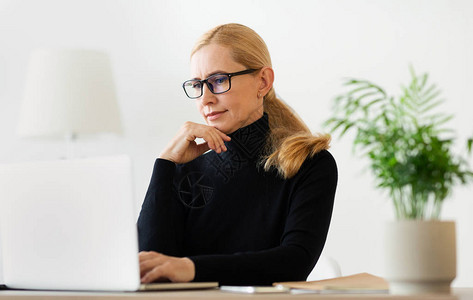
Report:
189,151,338,285
137,159,186,256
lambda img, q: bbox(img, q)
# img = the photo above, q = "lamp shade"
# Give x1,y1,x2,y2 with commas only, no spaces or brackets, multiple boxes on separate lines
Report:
17,49,123,138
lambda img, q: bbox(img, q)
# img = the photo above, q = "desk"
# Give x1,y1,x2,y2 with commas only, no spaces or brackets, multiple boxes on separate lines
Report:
0,288,472,300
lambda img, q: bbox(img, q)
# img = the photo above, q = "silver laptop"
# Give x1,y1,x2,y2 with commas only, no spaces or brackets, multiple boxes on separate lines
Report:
0,155,217,292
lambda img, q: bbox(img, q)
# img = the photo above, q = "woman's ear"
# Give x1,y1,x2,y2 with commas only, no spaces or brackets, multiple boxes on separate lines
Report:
258,67,274,97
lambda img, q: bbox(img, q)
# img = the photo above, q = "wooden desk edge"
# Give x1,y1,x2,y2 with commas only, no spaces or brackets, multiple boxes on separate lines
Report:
0,287,471,299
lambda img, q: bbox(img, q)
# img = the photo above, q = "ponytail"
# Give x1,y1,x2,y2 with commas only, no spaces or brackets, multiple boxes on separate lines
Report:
263,88,331,179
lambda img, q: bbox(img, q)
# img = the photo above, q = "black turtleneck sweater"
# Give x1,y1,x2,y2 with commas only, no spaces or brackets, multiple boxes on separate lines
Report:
137,114,337,286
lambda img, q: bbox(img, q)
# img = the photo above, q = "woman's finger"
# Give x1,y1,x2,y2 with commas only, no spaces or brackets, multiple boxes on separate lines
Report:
205,135,217,150
217,130,232,141
195,142,210,155
215,130,231,151
140,257,165,277
138,251,161,262
204,129,229,153
139,252,164,277
141,265,167,283
201,132,219,151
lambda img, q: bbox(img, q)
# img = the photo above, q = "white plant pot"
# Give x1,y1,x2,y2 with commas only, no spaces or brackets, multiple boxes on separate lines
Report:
384,220,456,295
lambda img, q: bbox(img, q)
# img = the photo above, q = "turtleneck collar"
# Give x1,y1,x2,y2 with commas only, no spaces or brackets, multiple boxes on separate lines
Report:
224,113,269,160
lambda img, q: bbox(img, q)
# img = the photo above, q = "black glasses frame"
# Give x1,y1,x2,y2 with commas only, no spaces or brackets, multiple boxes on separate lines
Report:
182,69,258,99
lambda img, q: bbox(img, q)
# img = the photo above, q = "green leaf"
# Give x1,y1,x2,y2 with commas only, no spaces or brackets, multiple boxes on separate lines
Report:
426,114,453,127
329,119,348,133
419,83,440,103
418,98,445,114
418,73,429,91
339,122,355,137
352,91,384,105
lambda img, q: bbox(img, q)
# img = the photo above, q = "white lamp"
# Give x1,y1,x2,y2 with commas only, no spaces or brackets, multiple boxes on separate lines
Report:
17,48,123,157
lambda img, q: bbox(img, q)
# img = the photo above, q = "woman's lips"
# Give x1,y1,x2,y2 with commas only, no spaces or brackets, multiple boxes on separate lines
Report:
206,111,226,121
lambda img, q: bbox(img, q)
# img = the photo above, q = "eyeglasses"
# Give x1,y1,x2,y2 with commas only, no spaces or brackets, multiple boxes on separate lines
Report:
182,69,258,99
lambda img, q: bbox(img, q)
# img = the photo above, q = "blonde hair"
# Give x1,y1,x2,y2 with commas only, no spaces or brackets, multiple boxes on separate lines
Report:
192,23,330,179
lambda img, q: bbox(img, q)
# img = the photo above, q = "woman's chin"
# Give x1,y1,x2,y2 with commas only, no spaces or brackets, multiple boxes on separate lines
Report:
205,118,229,133
213,124,230,133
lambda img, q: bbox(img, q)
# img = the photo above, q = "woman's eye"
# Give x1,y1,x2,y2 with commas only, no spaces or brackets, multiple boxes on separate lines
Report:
213,76,228,85
192,82,202,89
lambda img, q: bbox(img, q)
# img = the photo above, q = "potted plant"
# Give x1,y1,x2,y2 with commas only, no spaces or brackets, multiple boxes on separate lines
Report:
324,66,473,294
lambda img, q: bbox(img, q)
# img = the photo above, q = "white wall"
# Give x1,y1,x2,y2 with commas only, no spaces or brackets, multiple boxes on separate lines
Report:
0,0,472,287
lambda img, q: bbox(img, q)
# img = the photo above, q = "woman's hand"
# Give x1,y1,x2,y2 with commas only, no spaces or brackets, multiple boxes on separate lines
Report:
139,251,195,283
159,122,231,164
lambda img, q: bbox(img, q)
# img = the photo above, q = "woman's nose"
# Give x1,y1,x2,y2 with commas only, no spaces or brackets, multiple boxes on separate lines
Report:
200,83,216,105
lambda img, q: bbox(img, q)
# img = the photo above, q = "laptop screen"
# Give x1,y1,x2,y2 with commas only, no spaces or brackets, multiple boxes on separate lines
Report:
0,155,141,291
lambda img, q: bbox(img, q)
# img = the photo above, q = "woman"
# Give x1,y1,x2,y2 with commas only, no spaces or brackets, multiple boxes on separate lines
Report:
137,23,337,286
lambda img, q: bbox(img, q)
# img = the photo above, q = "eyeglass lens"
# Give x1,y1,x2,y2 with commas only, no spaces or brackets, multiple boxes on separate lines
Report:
183,74,230,98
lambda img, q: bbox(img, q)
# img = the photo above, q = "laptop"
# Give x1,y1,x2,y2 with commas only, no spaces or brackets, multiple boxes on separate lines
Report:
0,155,217,292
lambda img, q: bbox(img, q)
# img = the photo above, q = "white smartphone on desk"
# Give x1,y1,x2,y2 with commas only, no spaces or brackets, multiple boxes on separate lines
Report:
220,285,290,293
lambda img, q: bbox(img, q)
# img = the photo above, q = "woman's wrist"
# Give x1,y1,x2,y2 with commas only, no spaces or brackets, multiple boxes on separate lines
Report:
158,156,175,163
158,150,177,163
181,257,196,282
